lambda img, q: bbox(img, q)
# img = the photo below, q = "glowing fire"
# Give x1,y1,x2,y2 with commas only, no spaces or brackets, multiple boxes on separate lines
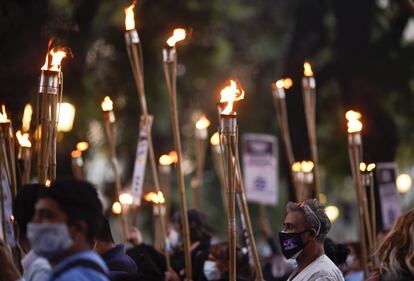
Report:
166,28,186,47
119,192,133,205
210,132,220,146
301,161,314,173
16,131,32,148
101,96,114,111
219,80,245,115
22,104,32,132
168,151,178,163
274,78,293,90
196,114,210,130
0,105,9,123
367,163,376,172
346,110,362,133
304,62,313,77
292,162,302,172
159,154,173,166
76,141,89,151
144,191,165,204
124,1,136,30
112,202,122,214
359,162,367,172
41,47,67,72
71,150,82,158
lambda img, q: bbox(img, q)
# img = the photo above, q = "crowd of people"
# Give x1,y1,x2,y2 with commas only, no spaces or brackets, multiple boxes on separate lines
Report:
0,178,413,281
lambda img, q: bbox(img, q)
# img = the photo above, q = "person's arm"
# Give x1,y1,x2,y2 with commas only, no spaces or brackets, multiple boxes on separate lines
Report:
0,240,21,281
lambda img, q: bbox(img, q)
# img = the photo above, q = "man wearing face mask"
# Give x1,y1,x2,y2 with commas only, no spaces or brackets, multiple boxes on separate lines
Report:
279,199,344,281
27,178,109,281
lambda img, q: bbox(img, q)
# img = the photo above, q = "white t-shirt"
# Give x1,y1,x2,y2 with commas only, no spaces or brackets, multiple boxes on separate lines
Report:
288,254,345,281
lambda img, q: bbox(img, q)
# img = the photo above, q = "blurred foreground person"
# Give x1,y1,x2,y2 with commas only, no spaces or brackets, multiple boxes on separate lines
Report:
203,242,252,281
94,217,138,280
28,179,109,281
0,184,51,281
279,199,344,281
370,209,414,281
165,208,213,281
343,242,363,281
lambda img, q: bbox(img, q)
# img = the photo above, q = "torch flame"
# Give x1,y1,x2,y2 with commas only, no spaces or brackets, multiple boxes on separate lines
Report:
196,114,210,130
144,191,165,204
304,62,313,77
359,162,367,172
22,104,32,132
124,1,136,31
274,78,293,90
119,192,133,205
346,110,363,133
168,151,178,163
101,96,114,111
292,162,302,172
16,131,32,148
71,150,82,158
219,80,245,115
159,154,173,166
0,105,9,123
41,47,68,72
112,202,122,215
367,163,376,172
166,28,187,47
76,141,89,151
210,132,220,146
301,161,314,173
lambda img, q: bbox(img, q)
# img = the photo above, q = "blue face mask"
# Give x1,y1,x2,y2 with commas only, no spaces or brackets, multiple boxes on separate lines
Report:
27,223,74,259
203,260,221,280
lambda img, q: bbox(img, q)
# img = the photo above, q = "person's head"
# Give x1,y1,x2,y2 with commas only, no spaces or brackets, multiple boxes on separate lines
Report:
376,209,414,276
93,216,115,255
29,178,103,262
204,242,251,280
13,183,46,253
172,208,213,244
279,199,331,260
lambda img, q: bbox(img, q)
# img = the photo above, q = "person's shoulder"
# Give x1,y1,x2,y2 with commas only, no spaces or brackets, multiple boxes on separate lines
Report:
54,267,109,281
307,255,344,281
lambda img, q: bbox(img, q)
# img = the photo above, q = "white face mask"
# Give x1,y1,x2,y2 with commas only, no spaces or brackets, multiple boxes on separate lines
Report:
27,223,74,259
203,260,221,280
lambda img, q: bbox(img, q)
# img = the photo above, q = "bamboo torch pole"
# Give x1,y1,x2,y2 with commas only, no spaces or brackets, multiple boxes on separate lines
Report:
218,80,245,281
302,62,320,198
100,97,128,241
192,114,210,208
163,29,192,280
210,132,229,215
271,79,298,200
124,3,170,268
346,110,369,278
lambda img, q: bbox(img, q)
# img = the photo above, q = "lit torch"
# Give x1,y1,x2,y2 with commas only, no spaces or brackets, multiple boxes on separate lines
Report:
0,106,17,198
162,27,191,279
16,130,32,185
37,41,69,184
191,114,210,208
346,110,369,277
218,80,243,281
158,152,176,219
100,96,128,241
302,62,320,198
70,141,89,181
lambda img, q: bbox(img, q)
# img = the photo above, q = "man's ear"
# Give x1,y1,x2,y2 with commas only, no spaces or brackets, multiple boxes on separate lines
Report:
309,228,318,240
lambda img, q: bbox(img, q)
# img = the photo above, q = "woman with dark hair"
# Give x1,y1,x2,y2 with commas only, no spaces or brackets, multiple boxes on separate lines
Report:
165,208,214,281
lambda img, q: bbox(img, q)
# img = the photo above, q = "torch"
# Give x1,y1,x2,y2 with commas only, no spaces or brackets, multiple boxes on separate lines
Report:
0,106,17,198
346,110,369,278
124,3,170,264
16,131,32,185
292,161,314,201
210,132,228,214
302,62,320,198
70,142,89,181
271,78,298,200
37,43,68,184
192,114,210,208
159,152,176,219
218,80,245,281
100,96,128,240
360,162,377,266
163,28,192,279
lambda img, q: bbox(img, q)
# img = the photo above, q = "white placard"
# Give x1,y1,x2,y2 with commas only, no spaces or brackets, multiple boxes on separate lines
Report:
131,116,153,206
242,133,278,206
1,167,15,246
375,162,401,230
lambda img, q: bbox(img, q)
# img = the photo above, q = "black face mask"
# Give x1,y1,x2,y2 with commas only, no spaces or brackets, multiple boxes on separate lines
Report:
278,230,310,259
